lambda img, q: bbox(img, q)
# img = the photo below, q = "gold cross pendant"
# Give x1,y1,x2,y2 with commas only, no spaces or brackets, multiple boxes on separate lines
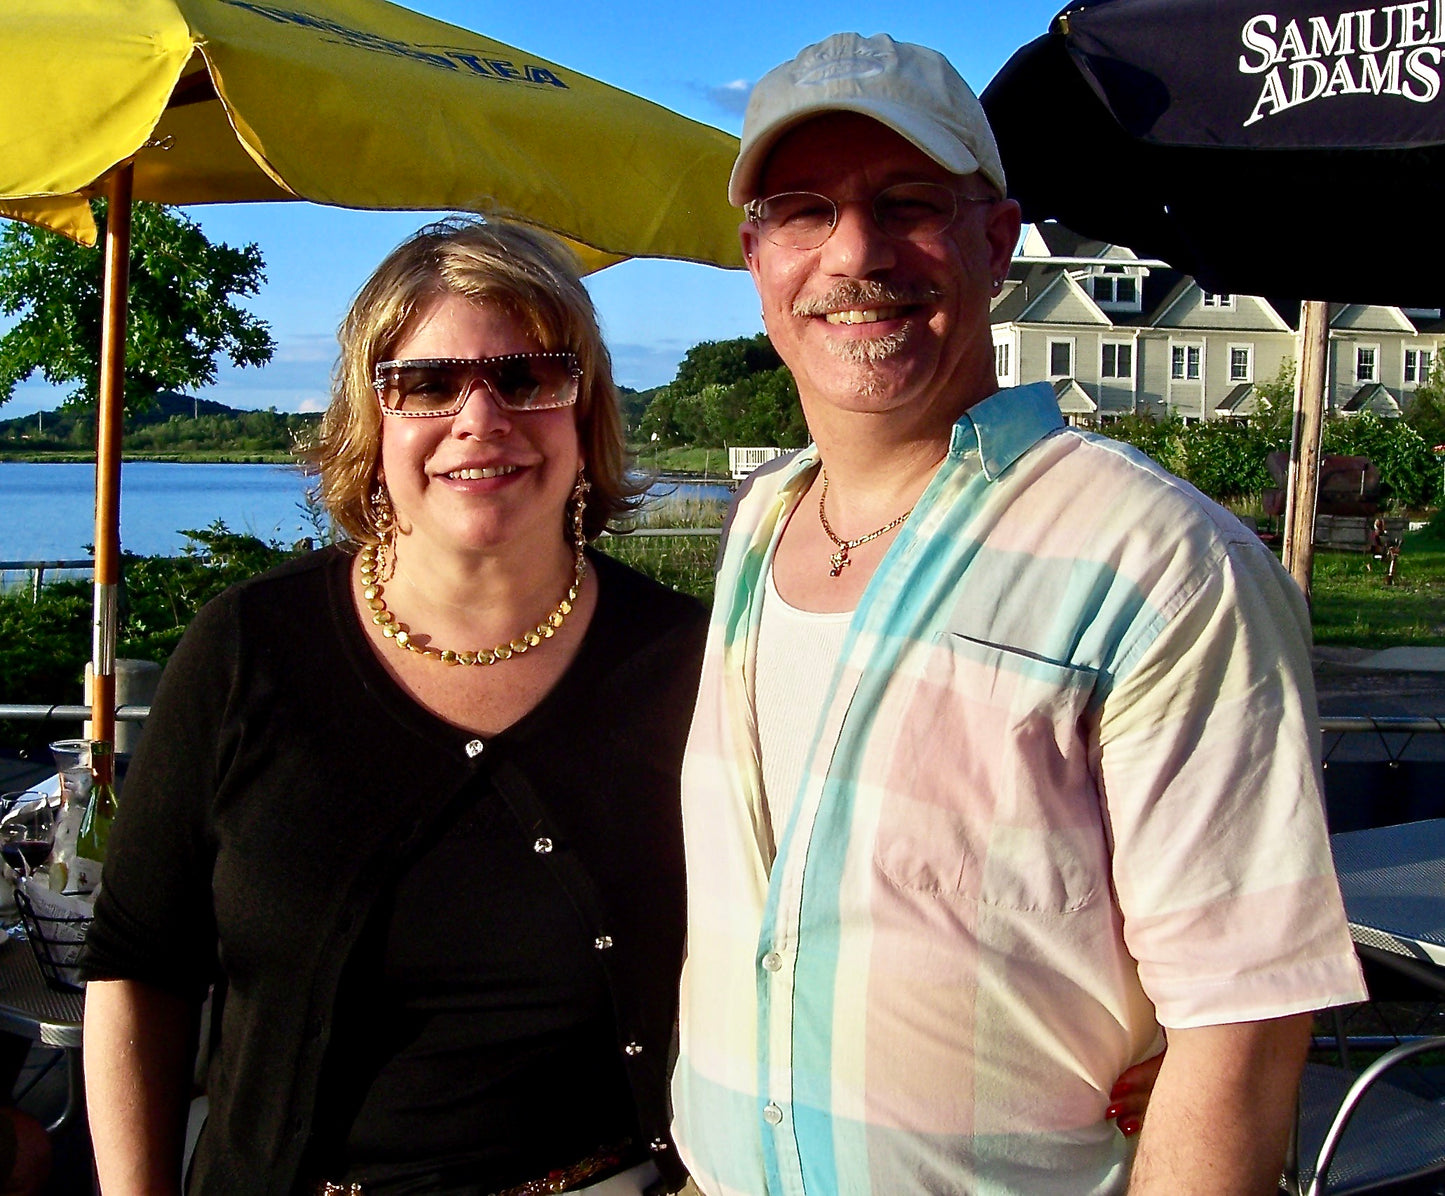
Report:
829,548,850,576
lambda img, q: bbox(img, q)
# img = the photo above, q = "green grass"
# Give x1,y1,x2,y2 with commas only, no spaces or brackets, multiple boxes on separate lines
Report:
600,509,1445,649
630,445,731,476
1310,534,1445,647
598,532,718,606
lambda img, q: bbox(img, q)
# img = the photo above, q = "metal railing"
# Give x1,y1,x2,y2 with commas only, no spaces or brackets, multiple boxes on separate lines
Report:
0,705,151,723
0,559,93,602
1321,717,1445,735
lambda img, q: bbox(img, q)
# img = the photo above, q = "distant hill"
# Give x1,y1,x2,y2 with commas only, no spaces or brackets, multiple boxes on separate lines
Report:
0,391,319,459
1,390,244,434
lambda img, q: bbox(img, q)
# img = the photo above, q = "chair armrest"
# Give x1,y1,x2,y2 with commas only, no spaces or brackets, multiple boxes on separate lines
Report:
1307,1035,1445,1196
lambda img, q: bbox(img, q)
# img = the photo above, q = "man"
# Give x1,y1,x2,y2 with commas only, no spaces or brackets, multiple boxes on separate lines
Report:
670,32,1366,1196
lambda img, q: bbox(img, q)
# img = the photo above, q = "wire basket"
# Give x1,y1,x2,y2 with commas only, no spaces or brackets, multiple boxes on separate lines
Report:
13,883,92,992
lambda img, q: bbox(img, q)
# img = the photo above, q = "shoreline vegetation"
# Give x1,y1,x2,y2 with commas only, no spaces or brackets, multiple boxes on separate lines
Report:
2,506,1442,754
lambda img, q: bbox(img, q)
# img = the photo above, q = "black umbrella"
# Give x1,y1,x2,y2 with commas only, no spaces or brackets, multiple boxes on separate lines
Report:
982,0,1445,308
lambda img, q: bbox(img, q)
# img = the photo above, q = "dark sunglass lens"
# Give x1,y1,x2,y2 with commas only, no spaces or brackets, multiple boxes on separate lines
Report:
490,357,577,409
383,364,464,413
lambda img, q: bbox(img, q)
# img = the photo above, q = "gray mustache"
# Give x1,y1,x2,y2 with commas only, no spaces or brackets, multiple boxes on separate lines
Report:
792,280,940,318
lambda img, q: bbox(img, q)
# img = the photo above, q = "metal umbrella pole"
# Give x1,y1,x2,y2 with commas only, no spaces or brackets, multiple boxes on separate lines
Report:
89,163,133,775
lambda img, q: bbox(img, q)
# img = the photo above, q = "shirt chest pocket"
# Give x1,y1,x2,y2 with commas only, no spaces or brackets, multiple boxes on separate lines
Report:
871,633,1108,913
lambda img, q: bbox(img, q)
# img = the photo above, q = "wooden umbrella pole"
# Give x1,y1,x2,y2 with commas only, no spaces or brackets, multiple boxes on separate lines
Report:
1282,299,1329,604
91,164,134,772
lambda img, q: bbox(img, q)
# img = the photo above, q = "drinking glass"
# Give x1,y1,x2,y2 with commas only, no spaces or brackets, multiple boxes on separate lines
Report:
0,793,55,877
48,739,92,812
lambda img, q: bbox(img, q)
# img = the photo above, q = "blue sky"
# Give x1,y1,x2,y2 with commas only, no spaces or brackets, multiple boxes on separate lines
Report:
4,1,1063,418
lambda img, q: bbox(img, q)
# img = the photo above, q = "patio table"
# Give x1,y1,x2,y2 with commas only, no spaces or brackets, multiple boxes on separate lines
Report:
0,934,83,1133
1330,818,1445,994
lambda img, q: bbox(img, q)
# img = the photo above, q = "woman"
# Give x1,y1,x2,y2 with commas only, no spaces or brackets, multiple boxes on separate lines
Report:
80,218,1157,1196
80,219,707,1195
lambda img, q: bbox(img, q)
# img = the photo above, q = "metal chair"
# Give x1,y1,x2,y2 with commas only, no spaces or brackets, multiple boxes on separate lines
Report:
1285,1035,1445,1195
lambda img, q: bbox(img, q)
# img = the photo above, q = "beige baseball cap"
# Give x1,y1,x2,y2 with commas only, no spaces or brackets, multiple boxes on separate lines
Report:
728,32,1007,206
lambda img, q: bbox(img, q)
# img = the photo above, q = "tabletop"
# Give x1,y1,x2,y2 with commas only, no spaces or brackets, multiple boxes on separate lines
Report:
0,933,83,1049
1330,818,1445,970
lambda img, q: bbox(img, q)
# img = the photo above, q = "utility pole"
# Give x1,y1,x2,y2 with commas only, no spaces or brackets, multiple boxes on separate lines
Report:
1282,300,1329,604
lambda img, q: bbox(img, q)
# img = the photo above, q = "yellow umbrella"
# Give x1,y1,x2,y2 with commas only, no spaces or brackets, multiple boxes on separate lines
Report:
0,0,743,758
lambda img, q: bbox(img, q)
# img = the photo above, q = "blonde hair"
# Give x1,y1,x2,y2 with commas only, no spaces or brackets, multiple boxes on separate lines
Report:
307,217,640,543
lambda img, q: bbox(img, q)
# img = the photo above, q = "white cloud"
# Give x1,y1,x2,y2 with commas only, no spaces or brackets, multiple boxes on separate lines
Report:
702,77,752,116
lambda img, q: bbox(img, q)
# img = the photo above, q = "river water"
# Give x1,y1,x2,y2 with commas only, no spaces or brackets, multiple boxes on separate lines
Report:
3,461,731,562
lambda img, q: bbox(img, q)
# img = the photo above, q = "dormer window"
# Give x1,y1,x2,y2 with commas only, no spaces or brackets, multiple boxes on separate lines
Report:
1201,292,1235,310
1089,267,1139,310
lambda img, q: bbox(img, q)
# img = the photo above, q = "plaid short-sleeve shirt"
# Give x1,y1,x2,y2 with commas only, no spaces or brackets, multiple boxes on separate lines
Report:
671,383,1365,1196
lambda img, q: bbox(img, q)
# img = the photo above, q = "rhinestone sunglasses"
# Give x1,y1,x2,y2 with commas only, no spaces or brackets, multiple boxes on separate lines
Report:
373,353,581,416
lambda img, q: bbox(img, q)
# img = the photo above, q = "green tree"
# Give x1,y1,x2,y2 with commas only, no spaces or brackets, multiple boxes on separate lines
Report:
673,334,782,392
1322,412,1439,510
1255,358,1297,415
640,334,805,449
0,200,274,413
1404,356,1445,452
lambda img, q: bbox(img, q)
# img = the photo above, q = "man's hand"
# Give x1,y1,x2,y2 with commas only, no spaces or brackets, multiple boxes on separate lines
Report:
1127,1014,1313,1194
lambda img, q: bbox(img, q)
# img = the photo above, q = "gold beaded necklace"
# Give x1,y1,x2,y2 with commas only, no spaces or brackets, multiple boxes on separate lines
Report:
358,540,584,665
358,477,588,670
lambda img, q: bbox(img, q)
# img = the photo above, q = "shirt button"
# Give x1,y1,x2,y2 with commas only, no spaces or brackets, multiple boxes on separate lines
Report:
464,738,484,758
762,1102,784,1125
533,837,553,854
623,1041,643,1056
594,935,614,950
761,951,783,972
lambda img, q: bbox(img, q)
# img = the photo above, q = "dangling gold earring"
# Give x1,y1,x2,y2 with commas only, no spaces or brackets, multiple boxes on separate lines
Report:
569,468,590,569
371,482,395,538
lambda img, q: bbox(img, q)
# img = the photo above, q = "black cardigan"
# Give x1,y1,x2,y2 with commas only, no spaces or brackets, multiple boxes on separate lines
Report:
82,546,706,1194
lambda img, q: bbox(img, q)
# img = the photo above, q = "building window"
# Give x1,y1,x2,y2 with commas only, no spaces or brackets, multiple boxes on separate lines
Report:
1405,348,1433,384
995,341,1011,380
1356,345,1377,382
1091,272,1138,306
1201,292,1235,309
1048,339,1074,378
1101,342,1134,379
1228,344,1253,383
1171,343,1202,381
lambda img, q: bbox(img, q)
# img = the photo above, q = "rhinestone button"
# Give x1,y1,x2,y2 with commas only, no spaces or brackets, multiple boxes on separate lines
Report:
762,1102,784,1125
464,738,484,758
533,837,553,854
623,1041,643,1056
594,935,614,950
761,951,783,972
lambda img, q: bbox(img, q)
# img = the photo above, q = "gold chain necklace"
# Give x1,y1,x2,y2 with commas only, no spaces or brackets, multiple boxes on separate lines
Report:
358,539,585,666
817,469,914,577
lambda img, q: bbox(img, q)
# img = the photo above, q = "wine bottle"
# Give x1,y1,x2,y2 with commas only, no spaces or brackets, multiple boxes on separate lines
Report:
75,739,118,891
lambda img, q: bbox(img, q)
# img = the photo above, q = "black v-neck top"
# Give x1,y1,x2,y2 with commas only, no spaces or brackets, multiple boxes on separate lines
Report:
82,546,707,1195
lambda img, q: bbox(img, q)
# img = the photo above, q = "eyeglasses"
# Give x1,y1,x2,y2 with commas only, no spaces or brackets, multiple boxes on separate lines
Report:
373,353,581,416
744,182,996,251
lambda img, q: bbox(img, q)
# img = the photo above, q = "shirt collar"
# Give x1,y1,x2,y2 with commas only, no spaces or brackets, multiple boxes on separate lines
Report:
772,381,1064,490
951,382,1064,481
